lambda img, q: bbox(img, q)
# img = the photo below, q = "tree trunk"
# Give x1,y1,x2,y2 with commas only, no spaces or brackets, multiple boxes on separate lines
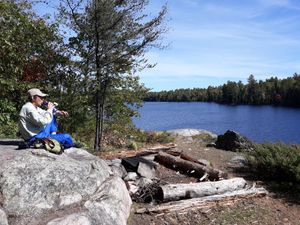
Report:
93,0,101,151
98,92,106,151
154,152,227,180
158,178,247,202
94,89,101,151
136,187,268,214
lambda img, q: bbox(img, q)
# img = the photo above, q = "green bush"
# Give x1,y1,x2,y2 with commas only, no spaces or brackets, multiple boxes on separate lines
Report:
0,99,18,138
247,142,300,183
193,133,216,143
139,131,174,144
127,141,138,150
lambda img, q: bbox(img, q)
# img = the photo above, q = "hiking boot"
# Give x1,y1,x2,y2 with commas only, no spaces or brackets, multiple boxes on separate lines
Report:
17,141,29,150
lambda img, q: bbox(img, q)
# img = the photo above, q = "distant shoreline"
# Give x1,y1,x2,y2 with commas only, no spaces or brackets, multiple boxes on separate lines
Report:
142,100,300,109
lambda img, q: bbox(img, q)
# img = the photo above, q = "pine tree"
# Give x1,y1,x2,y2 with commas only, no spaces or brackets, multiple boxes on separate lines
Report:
59,0,167,150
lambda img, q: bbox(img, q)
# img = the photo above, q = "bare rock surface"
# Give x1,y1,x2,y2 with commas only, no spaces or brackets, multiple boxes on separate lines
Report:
0,208,8,225
0,139,131,225
167,129,217,139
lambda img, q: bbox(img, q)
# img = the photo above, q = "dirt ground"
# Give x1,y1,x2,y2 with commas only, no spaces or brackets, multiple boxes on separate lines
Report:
103,135,300,225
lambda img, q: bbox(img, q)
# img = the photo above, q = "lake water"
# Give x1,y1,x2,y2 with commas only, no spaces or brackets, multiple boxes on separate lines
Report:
132,102,300,144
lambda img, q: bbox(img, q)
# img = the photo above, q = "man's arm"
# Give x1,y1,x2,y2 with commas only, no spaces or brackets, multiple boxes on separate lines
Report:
27,106,53,127
55,110,69,117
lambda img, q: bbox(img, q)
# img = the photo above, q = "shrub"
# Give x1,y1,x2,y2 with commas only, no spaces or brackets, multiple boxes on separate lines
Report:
193,133,216,143
0,99,18,138
127,141,138,150
247,142,300,183
144,131,174,144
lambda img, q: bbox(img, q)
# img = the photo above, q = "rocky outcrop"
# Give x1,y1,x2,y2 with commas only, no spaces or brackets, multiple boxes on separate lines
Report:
215,130,253,151
167,129,217,139
0,140,131,225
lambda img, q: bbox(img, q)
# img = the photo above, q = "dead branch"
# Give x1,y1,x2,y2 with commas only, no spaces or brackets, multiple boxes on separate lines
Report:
100,143,176,160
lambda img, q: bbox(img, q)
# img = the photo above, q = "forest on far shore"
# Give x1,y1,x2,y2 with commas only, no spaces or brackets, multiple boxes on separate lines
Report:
144,74,300,107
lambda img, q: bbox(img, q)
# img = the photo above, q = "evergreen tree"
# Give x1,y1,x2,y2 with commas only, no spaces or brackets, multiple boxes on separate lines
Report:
59,0,167,150
145,74,300,107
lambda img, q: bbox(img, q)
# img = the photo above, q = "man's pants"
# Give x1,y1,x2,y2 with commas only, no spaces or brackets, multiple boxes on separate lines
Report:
28,116,74,148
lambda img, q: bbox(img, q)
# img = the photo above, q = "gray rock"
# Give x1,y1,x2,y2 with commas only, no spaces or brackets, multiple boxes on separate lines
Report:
136,177,153,187
105,158,122,165
137,162,156,179
140,154,156,162
0,142,131,225
126,181,139,195
84,176,132,225
110,164,128,178
106,159,128,178
47,213,91,225
0,208,8,225
124,172,138,181
215,130,253,151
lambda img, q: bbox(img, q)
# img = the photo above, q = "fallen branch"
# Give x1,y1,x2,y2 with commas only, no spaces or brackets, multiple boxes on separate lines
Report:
166,150,210,166
100,143,176,159
158,177,247,201
136,187,268,214
154,152,227,180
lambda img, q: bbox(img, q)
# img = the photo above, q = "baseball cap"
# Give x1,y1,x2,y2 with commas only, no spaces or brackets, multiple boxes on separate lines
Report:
28,88,48,97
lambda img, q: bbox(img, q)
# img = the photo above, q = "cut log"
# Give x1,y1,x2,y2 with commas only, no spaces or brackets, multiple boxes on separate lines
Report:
136,187,268,214
158,177,247,201
154,152,227,180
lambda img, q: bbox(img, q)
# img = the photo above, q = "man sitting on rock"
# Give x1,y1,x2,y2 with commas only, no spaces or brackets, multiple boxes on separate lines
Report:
18,88,75,149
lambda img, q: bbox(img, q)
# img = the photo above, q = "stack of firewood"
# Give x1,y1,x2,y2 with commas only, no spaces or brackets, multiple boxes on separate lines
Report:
119,147,268,215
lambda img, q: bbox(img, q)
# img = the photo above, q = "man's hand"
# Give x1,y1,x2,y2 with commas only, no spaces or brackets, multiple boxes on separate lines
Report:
56,110,69,117
47,102,55,112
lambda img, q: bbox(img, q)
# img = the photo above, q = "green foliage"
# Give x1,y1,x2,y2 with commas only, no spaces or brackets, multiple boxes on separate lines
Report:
0,0,167,150
192,133,216,143
0,0,65,136
127,141,138,150
145,74,300,107
0,98,18,137
247,142,300,183
131,130,174,144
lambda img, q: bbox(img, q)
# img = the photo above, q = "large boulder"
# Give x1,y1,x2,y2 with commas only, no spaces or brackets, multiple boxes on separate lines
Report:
215,130,253,151
0,140,131,225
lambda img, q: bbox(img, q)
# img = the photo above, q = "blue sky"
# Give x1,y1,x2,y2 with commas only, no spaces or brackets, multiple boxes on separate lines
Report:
34,0,300,91
140,0,300,91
